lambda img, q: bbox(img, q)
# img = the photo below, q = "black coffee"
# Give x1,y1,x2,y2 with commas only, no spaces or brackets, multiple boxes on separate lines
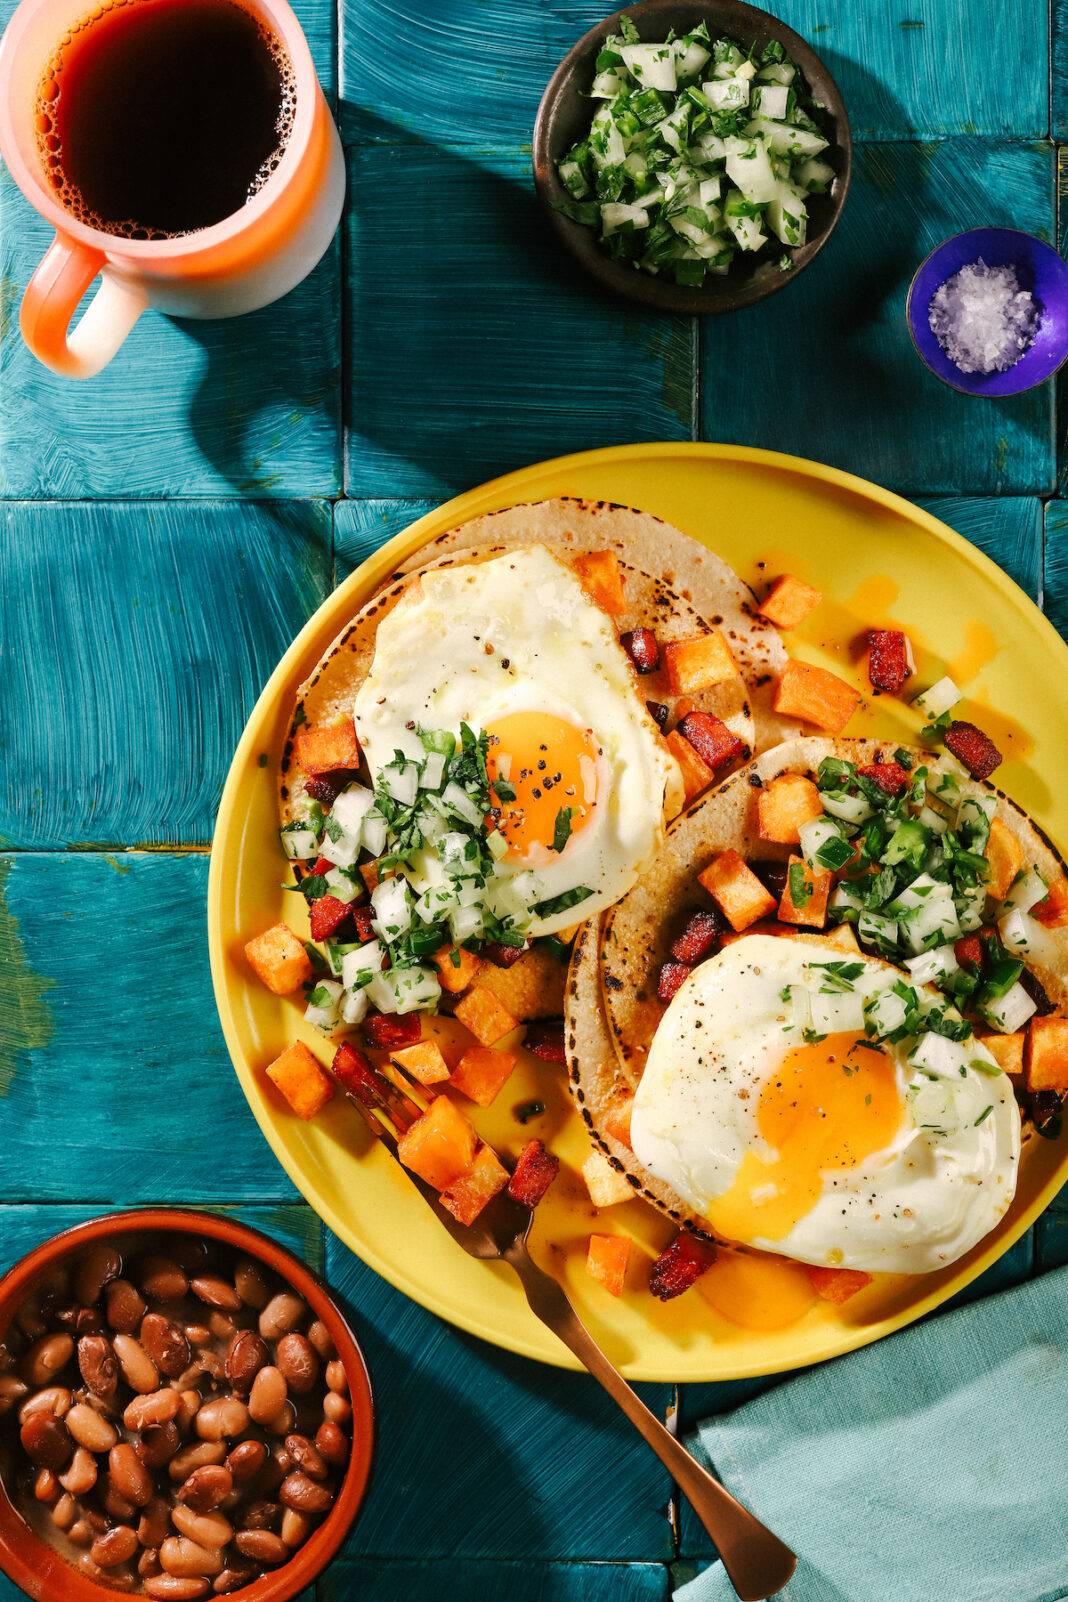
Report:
37,0,294,239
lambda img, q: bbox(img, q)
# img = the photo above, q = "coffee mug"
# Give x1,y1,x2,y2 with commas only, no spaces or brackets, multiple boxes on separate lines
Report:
0,0,345,378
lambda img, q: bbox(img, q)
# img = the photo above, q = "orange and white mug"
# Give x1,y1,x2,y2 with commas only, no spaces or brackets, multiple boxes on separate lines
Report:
0,0,345,378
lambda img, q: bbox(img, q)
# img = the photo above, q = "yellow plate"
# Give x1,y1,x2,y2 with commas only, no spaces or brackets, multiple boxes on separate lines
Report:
208,442,1068,1381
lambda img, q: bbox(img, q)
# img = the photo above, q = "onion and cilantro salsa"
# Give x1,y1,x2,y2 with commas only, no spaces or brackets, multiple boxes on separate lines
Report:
555,18,834,287
784,751,1052,1066
281,726,590,1030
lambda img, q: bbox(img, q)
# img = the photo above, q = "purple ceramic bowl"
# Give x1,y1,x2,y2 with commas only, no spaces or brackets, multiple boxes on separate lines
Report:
906,227,1068,397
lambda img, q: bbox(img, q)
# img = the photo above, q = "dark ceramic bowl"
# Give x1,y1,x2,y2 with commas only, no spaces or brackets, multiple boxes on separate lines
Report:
906,227,1068,397
0,1209,374,1602
533,0,852,315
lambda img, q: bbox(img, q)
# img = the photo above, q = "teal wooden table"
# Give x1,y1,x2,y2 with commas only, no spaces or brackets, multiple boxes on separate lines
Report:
2,3,1068,1599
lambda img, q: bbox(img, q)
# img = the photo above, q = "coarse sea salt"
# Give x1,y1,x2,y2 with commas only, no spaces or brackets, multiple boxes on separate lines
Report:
928,259,1038,374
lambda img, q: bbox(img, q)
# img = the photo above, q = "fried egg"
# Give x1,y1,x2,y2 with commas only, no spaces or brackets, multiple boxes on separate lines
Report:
352,545,682,933
630,935,1020,1273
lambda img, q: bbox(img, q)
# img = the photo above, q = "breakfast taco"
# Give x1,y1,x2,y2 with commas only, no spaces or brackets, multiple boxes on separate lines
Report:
567,735,1068,1276
257,527,763,1050
393,497,798,751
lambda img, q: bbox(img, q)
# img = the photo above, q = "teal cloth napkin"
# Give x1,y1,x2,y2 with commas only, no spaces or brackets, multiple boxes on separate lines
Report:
676,1267,1068,1602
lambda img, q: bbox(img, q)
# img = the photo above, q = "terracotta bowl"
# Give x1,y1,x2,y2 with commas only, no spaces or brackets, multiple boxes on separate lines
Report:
532,0,853,314
0,1209,374,1602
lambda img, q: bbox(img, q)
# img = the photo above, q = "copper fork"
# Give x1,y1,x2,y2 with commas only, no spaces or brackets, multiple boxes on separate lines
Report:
334,1050,797,1602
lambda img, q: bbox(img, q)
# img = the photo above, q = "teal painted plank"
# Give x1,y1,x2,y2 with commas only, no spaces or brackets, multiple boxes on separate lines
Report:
0,179,341,498
0,501,329,849
1053,0,1068,140
699,140,1056,495
344,142,696,499
0,852,298,1205
0,1202,322,1279
321,1561,670,1602
333,499,438,581
322,1239,674,1560
1037,1215,1068,1271
339,0,1046,145
917,498,1042,601
1043,500,1068,638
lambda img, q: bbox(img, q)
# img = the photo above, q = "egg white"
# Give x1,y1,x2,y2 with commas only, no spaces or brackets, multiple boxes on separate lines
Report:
630,934,1021,1274
352,544,682,933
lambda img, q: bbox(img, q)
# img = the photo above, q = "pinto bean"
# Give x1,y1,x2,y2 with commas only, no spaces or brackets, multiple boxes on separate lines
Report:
234,1258,272,1310
281,1506,313,1548
234,1529,289,1565
323,1390,351,1427
184,1324,212,1348
34,1468,59,1504
19,1385,71,1423
59,1446,99,1496
189,1276,241,1314
77,1333,118,1398
139,1548,163,1580
171,1505,233,1550
124,1387,182,1431
137,1420,181,1469
306,1319,336,1360
144,1577,211,1600
74,1244,122,1307
279,1471,333,1514
20,1411,72,1469
0,1374,29,1415
168,1440,227,1481
212,1565,258,1594
137,1255,189,1304
224,1330,267,1393
113,1333,160,1394
20,1333,74,1388
160,1535,223,1578
247,1366,287,1426
106,1278,147,1334
225,1439,267,1483
91,1525,139,1568
51,1492,77,1530
140,1313,191,1379
258,1293,306,1342
67,1518,95,1549
110,1441,155,1506
325,1358,348,1394
138,1495,173,1549
177,1465,233,1513
101,1474,138,1522
315,1418,350,1468
284,1433,327,1480
276,1332,318,1395
194,1396,249,1441
238,1499,280,1531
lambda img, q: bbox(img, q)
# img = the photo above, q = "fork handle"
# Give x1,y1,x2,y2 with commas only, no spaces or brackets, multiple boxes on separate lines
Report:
511,1257,796,1602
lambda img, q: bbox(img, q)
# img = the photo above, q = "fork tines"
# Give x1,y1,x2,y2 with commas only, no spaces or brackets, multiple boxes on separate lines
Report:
331,1041,428,1139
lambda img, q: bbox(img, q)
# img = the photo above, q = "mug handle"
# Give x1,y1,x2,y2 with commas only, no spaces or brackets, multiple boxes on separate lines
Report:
20,232,148,379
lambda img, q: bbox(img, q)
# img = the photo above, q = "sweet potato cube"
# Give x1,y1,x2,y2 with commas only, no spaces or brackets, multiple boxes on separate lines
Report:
698,849,777,932
440,1145,510,1225
1025,1015,1068,1093
1035,874,1068,929
586,1234,631,1297
778,856,831,929
581,1149,634,1207
757,773,824,844
293,720,360,774
806,1265,872,1303
772,660,861,734
391,1041,451,1086
984,818,1024,902
664,729,714,805
507,1140,560,1208
396,1095,478,1191
977,1031,1025,1083
453,985,518,1046
245,924,314,995
572,549,626,617
663,630,739,695
449,1045,517,1107
265,1042,334,1121
432,944,482,994
758,575,822,630
602,1092,635,1150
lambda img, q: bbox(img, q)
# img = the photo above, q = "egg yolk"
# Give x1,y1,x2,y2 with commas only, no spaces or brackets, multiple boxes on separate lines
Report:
485,711,600,861
705,1032,903,1245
